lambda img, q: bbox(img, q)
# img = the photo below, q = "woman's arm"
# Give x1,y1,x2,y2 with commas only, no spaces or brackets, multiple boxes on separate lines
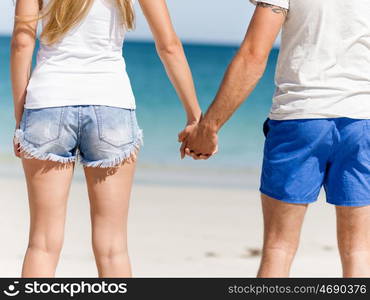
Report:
11,0,39,128
138,0,201,124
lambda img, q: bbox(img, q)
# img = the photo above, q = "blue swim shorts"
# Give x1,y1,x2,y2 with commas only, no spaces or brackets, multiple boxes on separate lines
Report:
15,105,143,168
260,118,370,207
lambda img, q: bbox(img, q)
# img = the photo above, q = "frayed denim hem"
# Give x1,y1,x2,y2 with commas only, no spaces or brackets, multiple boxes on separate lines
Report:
80,129,144,168
14,129,76,164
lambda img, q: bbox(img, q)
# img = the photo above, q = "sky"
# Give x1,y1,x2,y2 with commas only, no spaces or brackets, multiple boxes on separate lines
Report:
0,0,278,46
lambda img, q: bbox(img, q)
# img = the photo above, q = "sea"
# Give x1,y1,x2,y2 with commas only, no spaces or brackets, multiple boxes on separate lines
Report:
0,36,278,187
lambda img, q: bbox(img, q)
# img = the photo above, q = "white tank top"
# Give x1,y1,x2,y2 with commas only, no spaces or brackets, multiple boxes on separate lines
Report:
25,0,136,109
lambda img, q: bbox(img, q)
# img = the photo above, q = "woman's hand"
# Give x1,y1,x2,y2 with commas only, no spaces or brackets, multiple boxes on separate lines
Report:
13,128,22,158
179,122,218,160
178,119,200,159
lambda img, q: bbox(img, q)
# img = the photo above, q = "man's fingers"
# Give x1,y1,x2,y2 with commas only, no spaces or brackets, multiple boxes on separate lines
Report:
198,153,212,160
191,153,199,160
185,149,198,160
185,148,191,156
192,152,212,160
212,145,219,155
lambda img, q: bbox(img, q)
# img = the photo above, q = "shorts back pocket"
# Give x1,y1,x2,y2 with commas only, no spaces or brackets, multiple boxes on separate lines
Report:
94,106,134,147
23,107,65,146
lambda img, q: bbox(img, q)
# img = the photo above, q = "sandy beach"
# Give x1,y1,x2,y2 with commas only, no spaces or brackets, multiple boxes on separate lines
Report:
0,164,342,278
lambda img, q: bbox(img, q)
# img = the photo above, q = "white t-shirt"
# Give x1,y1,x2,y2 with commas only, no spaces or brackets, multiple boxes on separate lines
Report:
251,0,370,120
25,0,136,109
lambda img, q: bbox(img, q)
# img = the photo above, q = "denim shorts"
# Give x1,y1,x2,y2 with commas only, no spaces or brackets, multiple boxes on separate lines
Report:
260,118,370,207
15,105,143,168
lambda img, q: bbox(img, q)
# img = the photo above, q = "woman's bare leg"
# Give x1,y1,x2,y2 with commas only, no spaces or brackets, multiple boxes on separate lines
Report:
21,159,74,277
84,162,136,278
336,205,370,277
257,194,308,277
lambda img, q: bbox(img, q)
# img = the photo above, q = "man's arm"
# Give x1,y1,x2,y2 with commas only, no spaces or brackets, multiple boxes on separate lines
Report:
181,3,287,159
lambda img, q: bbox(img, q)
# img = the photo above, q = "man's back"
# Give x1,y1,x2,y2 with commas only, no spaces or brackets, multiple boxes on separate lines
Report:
266,0,370,120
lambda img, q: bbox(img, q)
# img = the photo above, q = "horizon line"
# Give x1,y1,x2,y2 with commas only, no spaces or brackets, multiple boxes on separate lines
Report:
0,34,280,49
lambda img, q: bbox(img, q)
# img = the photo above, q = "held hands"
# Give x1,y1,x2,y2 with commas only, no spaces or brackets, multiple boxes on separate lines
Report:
178,117,218,160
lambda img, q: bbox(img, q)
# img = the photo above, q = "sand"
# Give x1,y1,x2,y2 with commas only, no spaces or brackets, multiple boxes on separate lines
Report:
0,169,341,278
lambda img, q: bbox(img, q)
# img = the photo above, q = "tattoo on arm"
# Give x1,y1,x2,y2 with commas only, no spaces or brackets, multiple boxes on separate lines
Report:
257,2,288,17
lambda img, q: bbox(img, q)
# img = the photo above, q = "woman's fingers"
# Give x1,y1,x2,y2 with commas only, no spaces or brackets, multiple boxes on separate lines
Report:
178,125,194,143
178,130,187,142
13,142,21,158
180,141,187,159
199,154,211,160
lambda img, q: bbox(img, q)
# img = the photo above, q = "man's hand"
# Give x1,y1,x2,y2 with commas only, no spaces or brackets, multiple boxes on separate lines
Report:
179,123,218,160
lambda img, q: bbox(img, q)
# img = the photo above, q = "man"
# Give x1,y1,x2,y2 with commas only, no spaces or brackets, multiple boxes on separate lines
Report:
179,0,370,277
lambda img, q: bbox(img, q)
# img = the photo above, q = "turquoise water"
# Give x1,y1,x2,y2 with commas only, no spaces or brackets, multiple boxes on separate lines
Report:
0,36,277,170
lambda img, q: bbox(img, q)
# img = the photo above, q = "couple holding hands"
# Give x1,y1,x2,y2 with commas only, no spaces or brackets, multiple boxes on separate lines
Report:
11,0,370,277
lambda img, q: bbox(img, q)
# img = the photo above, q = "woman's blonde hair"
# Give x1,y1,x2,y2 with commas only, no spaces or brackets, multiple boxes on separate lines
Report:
25,0,134,45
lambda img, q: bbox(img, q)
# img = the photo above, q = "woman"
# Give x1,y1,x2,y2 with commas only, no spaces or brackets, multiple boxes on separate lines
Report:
11,0,201,277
